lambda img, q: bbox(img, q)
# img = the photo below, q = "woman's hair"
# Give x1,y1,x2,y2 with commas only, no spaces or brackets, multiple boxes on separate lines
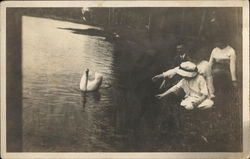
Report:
214,39,228,49
214,34,229,46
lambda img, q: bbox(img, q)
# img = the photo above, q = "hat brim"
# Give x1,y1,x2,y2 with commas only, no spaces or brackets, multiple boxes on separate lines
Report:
177,69,197,78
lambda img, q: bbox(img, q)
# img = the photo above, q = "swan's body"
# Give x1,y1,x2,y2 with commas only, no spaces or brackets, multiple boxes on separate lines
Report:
80,69,103,92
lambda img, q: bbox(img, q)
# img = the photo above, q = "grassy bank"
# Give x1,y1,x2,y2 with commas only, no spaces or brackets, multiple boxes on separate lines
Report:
107,25,242,152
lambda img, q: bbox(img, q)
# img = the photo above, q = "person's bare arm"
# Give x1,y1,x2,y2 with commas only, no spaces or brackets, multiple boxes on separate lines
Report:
152,67,178,82
152,73,164,82
230,50,237,82
155,80,182,99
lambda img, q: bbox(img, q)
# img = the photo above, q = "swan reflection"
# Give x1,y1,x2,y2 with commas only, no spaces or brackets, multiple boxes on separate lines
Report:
81,91,101,111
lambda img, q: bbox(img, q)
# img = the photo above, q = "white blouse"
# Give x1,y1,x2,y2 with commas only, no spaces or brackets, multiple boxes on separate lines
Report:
209,45,237,81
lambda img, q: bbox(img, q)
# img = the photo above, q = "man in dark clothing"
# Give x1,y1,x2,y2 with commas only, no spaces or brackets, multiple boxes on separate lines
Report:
173,44,191,67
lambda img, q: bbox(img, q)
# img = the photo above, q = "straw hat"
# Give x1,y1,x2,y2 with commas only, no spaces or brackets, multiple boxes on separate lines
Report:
177,61,198,78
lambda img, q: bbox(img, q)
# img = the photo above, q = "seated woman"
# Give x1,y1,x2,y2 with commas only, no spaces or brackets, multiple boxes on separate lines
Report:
209,39,237,94
155,62,214,110
152,60,215,99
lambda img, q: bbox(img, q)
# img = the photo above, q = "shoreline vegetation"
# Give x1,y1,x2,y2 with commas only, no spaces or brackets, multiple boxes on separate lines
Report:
21,7,242,73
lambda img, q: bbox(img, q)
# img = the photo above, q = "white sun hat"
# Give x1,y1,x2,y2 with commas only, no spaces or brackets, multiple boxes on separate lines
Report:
177,61,198,78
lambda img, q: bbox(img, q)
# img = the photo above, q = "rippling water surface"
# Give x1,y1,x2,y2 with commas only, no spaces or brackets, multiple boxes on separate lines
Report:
22,16,122,151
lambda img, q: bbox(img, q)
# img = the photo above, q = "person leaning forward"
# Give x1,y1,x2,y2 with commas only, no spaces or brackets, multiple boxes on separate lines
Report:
155,61,214,110
152,44,191,90
152,60,215,99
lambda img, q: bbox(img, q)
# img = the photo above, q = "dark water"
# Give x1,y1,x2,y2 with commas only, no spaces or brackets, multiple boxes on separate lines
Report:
22,16,242,152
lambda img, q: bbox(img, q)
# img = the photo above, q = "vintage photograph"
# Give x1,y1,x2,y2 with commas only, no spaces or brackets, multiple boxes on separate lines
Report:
1,1,249,158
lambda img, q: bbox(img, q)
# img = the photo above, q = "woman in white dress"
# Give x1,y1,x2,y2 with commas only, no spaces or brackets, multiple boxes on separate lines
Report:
209,40,237,94
208,39,239,125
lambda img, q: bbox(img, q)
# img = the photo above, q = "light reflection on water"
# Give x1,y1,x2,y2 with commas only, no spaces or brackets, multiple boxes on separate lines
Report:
22,16,120,151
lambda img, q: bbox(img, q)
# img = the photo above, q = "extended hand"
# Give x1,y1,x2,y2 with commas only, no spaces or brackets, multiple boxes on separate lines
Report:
152,74,163,82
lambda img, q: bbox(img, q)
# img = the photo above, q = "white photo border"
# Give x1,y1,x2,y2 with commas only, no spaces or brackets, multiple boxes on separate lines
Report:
1,1,249,159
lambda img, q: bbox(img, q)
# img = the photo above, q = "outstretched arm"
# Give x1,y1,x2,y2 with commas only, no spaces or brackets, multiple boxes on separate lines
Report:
155,80,182,99
152,67,179,82
230,50,237,82
155,88,174,99
152,73,164,82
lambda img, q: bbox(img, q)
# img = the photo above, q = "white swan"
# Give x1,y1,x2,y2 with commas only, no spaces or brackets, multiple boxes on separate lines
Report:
80,69,103,92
